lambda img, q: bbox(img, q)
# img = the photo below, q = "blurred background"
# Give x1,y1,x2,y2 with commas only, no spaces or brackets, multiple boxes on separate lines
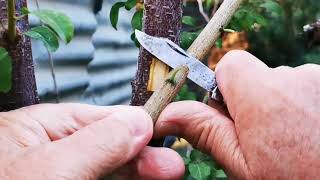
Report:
28,0,137,105
27,0,320,105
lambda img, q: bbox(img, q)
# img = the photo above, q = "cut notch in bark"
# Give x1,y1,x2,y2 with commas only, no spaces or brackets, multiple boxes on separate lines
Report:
147,58,170,91
144,66,189,123
131,0,183,106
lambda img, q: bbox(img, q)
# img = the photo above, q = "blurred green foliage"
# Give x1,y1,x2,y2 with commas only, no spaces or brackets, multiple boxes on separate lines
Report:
182,149,227,180
248,0,320,67
181,0,282,50
181,0,320,68
174,84,197,101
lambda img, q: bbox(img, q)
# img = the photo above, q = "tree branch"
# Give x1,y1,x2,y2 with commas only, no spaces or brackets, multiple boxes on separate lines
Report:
144,66,189,123
197,0,210,22
7,0,16,43
144,0,243,122
131,0,182,106
212,0,221,17
46,49,60,103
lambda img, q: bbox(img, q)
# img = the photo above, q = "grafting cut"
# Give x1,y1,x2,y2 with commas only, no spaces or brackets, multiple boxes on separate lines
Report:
131,0,183,106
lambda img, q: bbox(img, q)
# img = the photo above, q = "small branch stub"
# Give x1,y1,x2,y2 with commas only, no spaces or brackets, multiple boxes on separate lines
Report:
144,66,189,123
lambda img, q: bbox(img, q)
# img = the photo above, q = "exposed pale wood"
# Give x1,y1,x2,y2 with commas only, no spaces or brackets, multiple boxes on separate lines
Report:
144,0,243,123
144,66,189,122
131,0,182,106
147,58,170,91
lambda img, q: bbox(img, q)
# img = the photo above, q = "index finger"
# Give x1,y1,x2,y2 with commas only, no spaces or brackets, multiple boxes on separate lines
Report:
12,103,140,140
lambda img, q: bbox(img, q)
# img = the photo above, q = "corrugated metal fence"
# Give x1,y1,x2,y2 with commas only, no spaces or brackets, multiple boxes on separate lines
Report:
28,0,137,105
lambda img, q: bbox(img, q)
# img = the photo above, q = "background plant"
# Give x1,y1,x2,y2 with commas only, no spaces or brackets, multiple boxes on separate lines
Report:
0,4,74,94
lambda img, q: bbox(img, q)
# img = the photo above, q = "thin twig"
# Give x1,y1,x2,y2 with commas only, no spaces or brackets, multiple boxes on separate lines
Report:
35,0,60,103
35,0,40,9
0,21,6,30
212,0,221,17
197,0,210,22
183,0,188,6
46,49,60,103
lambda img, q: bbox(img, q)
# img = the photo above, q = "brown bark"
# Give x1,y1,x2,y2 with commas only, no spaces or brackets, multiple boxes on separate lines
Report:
0,0,39,111
131,0,183,106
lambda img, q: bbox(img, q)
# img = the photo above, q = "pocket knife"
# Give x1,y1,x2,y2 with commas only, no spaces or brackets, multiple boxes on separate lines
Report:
135,30,222,101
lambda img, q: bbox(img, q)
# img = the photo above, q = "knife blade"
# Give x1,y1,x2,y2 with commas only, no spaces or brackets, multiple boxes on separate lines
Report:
135,30,222,101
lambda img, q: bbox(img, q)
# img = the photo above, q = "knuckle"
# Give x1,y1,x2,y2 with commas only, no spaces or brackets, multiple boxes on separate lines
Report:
216,50,251,75
86,117,132,157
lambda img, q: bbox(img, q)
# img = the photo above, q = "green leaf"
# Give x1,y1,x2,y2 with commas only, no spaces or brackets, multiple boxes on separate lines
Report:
260,1,283,16
131,10,143,31
188,162,211,180
214,169,227,179
215,38,222,48
129,10,143,46
110,2,126,30
182,16,197,27
125,0,137,10
183,157,191,165
31,10,74,44
253,13,268,26
130,32,140,47
180,31,201,50
0,48,12,93
25,26,59,52
174,85,197,101
205,0,214,10
21,7,30,15
190,149,210,162
230,7,261,31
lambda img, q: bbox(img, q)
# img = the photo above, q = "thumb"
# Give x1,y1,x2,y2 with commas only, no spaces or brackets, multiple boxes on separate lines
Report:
29,106,153,179
154,101,251,179
215,50,269,118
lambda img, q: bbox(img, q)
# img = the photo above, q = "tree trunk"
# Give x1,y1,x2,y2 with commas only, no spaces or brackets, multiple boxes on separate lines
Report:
131,0,183,106
0,0,39,112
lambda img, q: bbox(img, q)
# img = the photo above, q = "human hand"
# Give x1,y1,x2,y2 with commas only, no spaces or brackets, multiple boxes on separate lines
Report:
155,50,320,179
0,104,184,180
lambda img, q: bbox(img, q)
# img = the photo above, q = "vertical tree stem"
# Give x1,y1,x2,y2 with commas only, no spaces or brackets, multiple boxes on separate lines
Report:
0,0,39,111
7,0,16,43
131,0,183,106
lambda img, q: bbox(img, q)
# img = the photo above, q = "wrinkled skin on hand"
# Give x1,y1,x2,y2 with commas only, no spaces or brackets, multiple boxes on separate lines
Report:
1,50,319,180
155,50,320,180
0,104,184,180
